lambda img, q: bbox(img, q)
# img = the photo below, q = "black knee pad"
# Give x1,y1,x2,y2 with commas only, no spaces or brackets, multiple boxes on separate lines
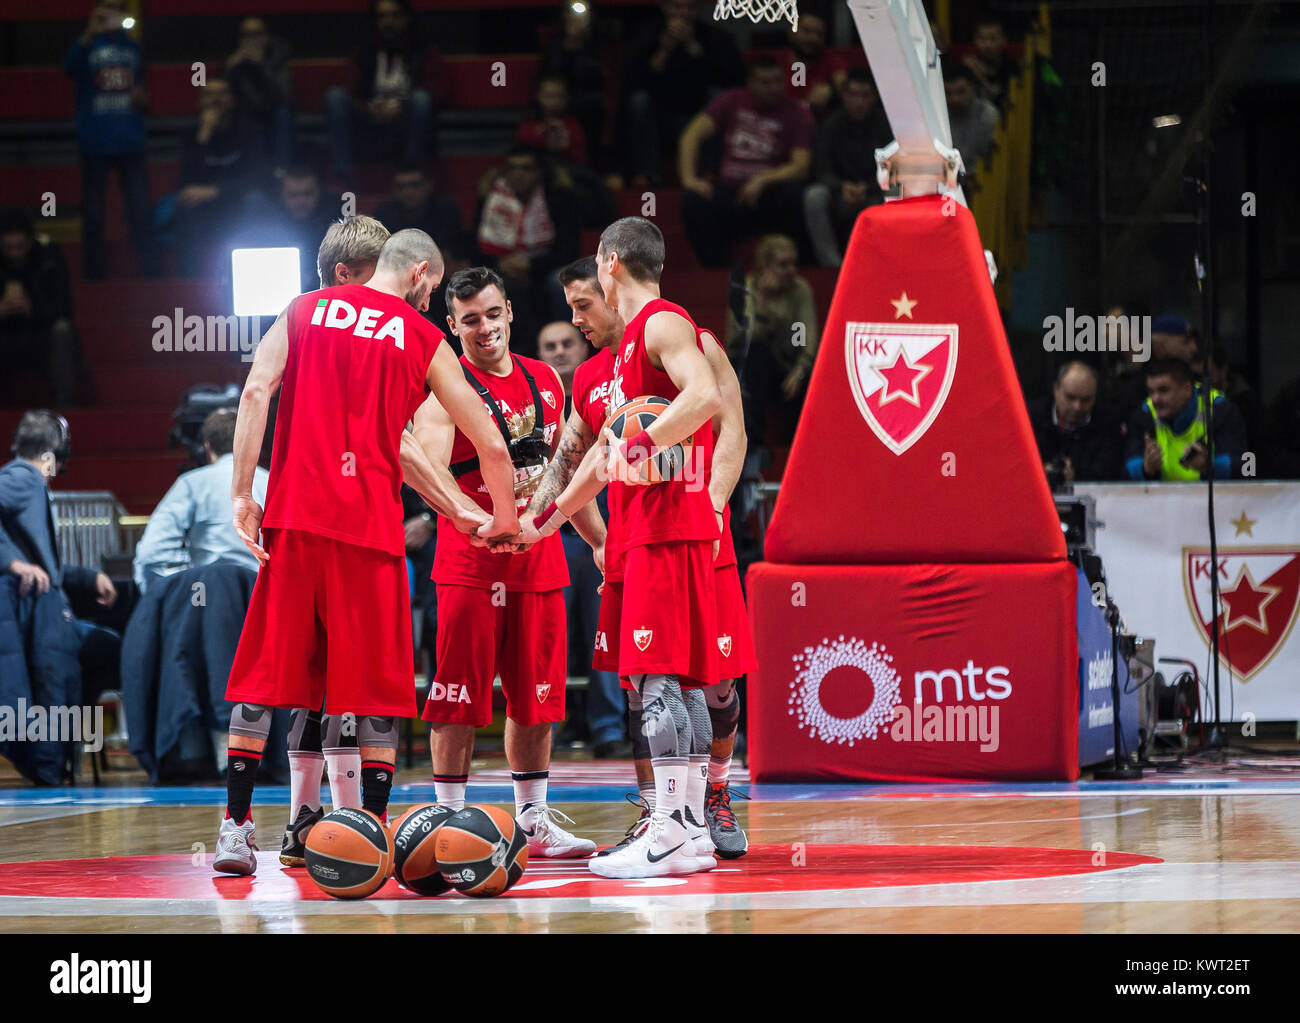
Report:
706,681,741,737
323,713,359,749
287,708,322,753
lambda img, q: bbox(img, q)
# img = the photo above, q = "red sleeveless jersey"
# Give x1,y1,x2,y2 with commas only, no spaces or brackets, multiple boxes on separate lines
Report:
573,346,617,437
262,283,444,556
608,298,716,549
432,353,569,592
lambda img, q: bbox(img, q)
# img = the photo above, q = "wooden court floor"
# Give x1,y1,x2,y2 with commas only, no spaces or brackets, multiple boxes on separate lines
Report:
3,758,1300,934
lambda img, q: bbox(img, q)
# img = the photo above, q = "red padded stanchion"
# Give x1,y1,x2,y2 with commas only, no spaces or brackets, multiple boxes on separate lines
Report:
765,196,1065,565
746,562,1080,782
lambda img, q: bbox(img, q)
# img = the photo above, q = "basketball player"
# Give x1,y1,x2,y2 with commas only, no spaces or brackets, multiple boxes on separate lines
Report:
213,230,519,875
411,266,600,858
278,215,492,866
530,256,754,860
516,218,724,878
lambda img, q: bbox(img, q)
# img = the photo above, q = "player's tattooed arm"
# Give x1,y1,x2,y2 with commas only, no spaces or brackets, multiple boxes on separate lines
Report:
526,411,594,517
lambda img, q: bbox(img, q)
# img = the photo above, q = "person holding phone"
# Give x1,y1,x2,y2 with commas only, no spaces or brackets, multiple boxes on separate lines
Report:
1125,358,1247,482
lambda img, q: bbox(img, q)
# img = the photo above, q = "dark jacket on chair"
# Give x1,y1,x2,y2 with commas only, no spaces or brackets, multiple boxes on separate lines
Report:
121,561,286,782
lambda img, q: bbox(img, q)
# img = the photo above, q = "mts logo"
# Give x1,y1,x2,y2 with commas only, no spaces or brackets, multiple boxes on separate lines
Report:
912,660,1012,702
310,298,406,349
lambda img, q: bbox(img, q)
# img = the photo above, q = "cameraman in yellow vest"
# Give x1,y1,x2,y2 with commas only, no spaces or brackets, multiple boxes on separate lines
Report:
1125,358,1247,481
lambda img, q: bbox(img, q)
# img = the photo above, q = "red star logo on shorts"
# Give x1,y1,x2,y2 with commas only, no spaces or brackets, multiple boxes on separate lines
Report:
536,683,551,703
717,635,733,657
633,629,653,651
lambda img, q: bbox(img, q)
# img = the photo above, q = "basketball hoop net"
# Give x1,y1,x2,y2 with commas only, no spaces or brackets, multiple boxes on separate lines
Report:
713,0,798,32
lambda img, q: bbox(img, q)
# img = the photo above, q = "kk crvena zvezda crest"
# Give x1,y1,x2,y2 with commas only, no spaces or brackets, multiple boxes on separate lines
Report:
845,322,958,455
1184,547,1300,680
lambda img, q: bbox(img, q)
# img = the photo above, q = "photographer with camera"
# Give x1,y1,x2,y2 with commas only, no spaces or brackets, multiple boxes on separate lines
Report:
132,409,268,594
1028,361,1124,487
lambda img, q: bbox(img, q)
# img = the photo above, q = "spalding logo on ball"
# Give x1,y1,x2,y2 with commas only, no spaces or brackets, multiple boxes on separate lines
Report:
433,805,529,897
607,395,692,485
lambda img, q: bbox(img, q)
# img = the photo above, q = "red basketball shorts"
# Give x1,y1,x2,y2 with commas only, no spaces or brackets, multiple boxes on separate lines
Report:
423,585,566,728
225,528,415,717
710,562,757,682
593,540,717,688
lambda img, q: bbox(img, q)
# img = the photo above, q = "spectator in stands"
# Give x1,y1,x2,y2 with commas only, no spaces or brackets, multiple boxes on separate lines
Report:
0,212,79,407
1151,313,1198,364
173,76,268,277
537,317,628,757
621,0,746,188
803,68,892,267
226,16,294,173
1126,358,1246,481
475,147,579,356
63,0,161,279
539,1,607,172
679,56,815,268
238,165,338,293
324,0,446,186
963,15,1019,112
517,75,590,168
725,234,820,446
787,12,851,118
132,410,269,595
0,411,120,784
944,64,997,177
1028,361,1124,485
374,163,463,249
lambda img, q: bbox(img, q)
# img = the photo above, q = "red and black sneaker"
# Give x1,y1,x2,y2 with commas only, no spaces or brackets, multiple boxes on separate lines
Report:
704,782,748,859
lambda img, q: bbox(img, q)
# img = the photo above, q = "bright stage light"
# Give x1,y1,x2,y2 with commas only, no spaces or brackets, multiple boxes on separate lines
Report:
231,247,301,317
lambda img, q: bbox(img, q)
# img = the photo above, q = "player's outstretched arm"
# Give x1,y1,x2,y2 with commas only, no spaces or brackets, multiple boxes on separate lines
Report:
400,419,487,534
230,310,289,562
701,328,746,512
425,343,519,539
525,408,593,517
523,431,611,543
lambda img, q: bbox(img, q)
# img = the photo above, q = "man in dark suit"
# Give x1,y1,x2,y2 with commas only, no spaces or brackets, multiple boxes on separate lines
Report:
1028,361,1124,486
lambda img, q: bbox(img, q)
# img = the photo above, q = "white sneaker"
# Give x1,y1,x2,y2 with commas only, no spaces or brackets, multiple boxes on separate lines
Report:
588,810,706,878
684,805,716,867
518,805,597,858
213,815,259,875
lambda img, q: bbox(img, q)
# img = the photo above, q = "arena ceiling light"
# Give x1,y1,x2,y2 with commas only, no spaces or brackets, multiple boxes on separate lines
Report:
1153,114,1182,128
232,247,301,317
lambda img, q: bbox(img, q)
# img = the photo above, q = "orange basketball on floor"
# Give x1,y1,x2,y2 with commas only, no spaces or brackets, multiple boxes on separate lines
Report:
607,395,693,484
393,803,457,895
433,805,529,897
304,808,394,899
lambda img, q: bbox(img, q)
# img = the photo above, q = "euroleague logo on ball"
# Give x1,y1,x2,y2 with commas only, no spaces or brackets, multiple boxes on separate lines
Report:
788,636,902,746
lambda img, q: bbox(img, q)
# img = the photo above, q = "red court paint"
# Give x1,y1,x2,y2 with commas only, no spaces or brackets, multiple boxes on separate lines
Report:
0,845,1162,901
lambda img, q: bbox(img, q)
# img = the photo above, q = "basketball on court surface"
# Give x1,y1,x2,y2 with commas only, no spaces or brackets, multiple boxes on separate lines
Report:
607,395,692,484
392,803,457,896
433,805,529,897
304,808,394,900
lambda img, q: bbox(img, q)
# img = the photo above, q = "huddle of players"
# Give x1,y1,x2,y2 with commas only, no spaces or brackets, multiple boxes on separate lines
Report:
213,213,754,881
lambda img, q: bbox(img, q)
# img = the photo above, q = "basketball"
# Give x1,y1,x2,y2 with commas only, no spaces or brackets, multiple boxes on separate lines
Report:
392,803,457,895
304,807,394,900
607,395,693,484
433,805,529,897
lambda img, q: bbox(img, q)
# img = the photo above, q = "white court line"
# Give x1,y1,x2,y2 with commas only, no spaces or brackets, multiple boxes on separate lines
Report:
2,861,1297,918
0,805,115,828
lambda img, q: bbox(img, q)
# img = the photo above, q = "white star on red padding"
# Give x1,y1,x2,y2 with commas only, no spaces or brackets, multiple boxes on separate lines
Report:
872,348,932,407
1219,567,1280,633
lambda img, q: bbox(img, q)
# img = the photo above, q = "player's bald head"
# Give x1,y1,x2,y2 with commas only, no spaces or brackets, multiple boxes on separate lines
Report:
376,228,444,277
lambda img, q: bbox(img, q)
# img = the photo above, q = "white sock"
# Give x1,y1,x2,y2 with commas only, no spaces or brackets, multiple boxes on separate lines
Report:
686,755,708,825
707,753,732,785
324,748,362,809
434,775,467,811
637,779,657,811
512,770,549,818
287,751,323,819
652,757,688,817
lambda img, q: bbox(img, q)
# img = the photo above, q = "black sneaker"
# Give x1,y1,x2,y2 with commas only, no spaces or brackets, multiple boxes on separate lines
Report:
704,783,748,859
593,793,651,858
279,805,324,867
